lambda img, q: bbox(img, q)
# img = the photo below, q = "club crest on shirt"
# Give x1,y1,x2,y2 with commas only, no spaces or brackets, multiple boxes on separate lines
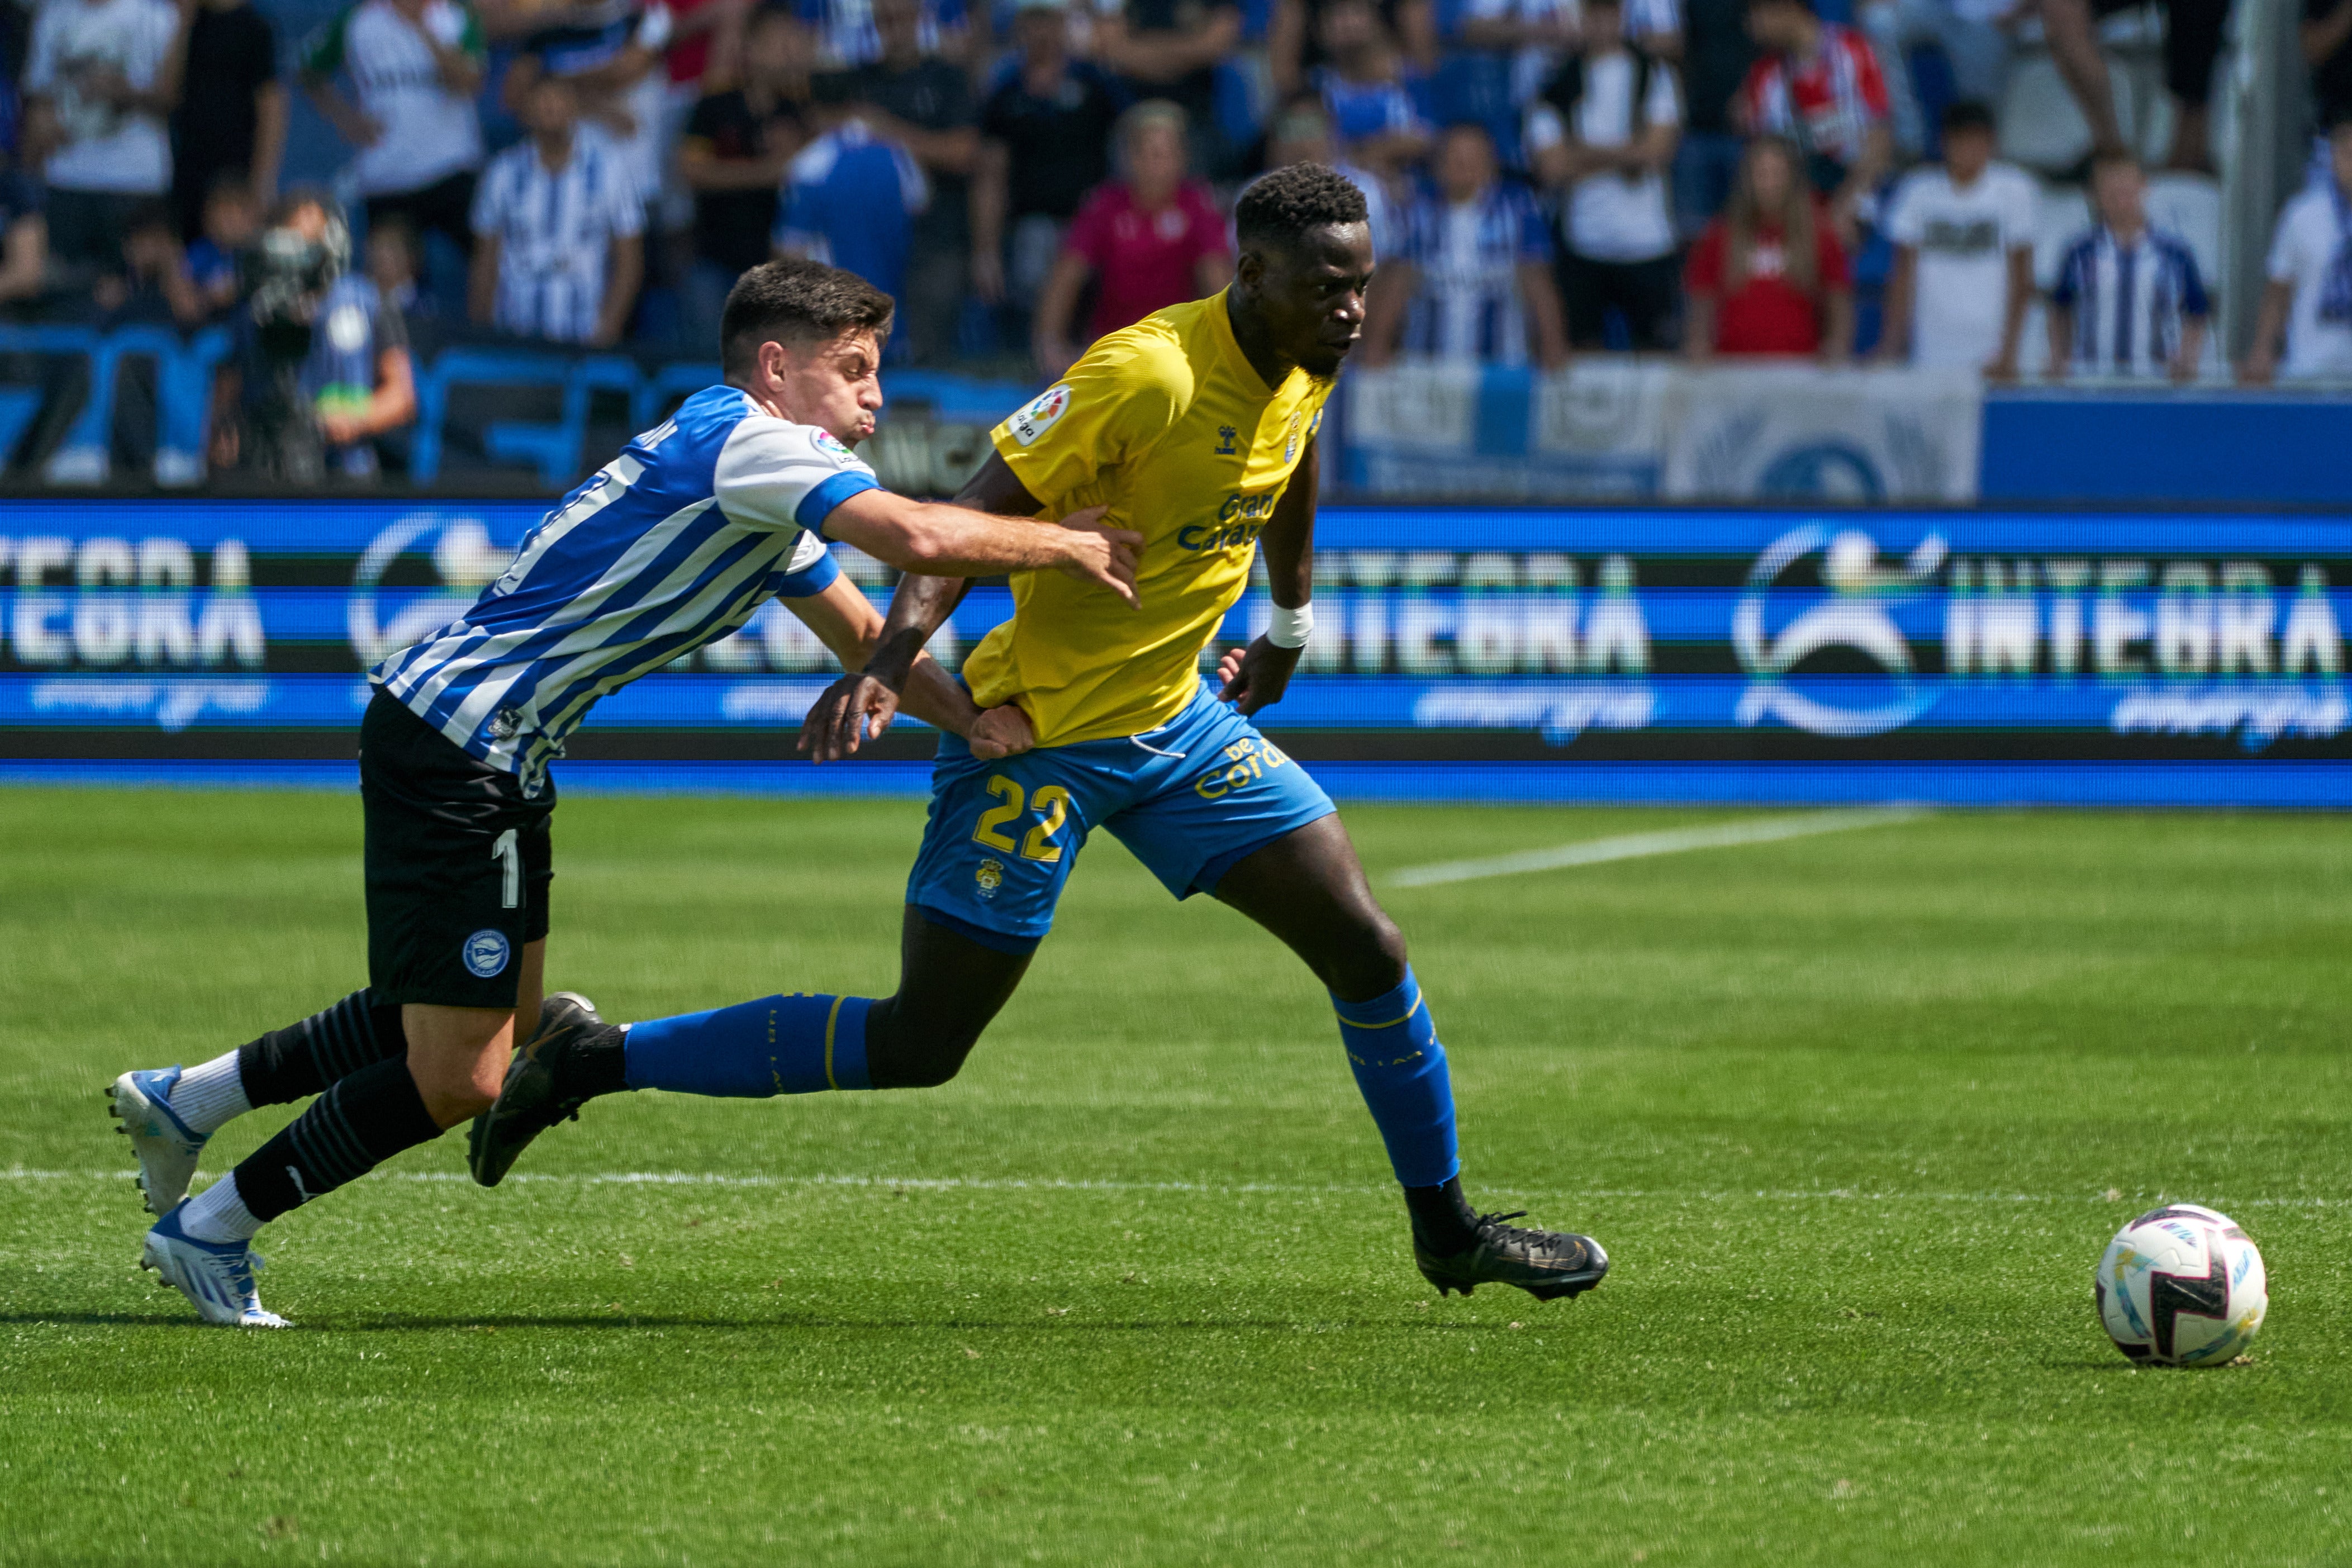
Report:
812,429,853,458
975,857,1005,899
1010,384,1072,446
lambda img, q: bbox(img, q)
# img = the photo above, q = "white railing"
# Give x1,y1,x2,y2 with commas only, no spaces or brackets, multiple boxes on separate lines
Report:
2219,0,2313,357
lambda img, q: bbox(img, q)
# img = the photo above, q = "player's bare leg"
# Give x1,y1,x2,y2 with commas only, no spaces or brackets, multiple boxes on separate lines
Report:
1209,814,1610,1301
411,939,544,1127
470,913,1032,1185
863,914,1034,1088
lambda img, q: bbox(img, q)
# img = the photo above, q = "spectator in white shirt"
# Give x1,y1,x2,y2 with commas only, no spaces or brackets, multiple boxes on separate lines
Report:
1526,0,1683,350
468,73,647,347
2242,113,2352,383
301,0,488,272
1875,99,2036,376
22,0,188,279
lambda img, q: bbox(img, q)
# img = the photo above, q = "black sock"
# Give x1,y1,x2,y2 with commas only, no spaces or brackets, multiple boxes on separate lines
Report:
567,1024,632,1100
1403,1176,1481,1255
235,990,408,1106
233,1055,444,1223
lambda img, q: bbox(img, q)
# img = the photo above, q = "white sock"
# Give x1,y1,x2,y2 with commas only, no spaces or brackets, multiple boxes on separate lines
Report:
168,1052,251,1137
178,1172,263,1244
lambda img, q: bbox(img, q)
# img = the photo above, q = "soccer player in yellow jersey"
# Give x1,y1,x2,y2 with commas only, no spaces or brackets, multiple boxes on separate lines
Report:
474,166,1609,1304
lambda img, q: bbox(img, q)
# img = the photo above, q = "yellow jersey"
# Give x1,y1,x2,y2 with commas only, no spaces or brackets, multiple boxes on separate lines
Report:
965,292,1335,748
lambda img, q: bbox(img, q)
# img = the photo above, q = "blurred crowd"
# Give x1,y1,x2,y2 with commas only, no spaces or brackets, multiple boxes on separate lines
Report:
0,0,2348,479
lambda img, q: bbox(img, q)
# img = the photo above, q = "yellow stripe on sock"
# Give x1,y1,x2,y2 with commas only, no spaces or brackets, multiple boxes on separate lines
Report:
1336,995,1423,1029
822,994,848,1090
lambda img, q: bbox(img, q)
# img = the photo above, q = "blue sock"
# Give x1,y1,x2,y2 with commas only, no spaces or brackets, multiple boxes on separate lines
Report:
1332,967,1460,1189
623,994,873,1096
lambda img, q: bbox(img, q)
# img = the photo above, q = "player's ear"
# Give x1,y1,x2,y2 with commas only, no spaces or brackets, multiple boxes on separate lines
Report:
757,338,791,388
1234,246,1266,296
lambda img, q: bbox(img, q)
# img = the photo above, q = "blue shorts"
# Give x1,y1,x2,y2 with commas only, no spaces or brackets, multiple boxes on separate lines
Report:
905,682,1337,952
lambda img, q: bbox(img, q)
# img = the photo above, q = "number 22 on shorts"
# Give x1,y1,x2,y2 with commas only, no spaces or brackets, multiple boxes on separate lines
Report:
971,777,1072,862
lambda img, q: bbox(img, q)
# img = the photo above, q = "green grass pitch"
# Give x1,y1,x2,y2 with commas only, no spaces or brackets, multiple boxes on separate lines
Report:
2,785,2348,1566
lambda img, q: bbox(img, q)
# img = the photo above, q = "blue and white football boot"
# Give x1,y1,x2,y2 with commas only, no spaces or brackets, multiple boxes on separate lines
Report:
141,1205,288,1328
108,1066,206,1215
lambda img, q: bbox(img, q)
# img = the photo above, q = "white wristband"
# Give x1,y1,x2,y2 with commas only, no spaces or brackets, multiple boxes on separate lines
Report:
1266,602,1314,649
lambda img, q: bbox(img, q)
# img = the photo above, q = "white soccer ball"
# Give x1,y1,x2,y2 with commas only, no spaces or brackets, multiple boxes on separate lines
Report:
2094,1203,2267,1366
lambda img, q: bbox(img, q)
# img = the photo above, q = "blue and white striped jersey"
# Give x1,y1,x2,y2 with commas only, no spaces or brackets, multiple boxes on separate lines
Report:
2050,224,2211,377
1399,181,1553,366
372,385,880,792
468,129,645,345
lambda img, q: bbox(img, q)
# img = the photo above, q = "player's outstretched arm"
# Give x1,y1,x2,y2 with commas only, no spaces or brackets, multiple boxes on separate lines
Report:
1217,435,1318,717
799,454,1075,762
783,575,1033,762
820,488,1140,604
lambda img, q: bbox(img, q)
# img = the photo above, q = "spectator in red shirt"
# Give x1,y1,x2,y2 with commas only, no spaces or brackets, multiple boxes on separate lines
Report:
1683,135,1853,359
1736,0,1892,243
1031,99,1234,376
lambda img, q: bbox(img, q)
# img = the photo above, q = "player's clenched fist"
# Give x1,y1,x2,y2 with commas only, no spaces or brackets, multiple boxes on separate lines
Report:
1049,505,1143,607
1217,636,1301,716
968,704,1035,760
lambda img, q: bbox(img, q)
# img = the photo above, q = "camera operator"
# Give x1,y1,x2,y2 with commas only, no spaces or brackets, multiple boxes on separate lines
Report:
211,187,416,482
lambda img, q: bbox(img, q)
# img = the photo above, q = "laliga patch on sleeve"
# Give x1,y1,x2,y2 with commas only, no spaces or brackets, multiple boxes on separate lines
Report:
1009,384,1073,446
812,429,854,460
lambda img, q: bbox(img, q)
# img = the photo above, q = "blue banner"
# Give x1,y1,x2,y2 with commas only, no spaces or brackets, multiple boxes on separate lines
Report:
1,501,2346,805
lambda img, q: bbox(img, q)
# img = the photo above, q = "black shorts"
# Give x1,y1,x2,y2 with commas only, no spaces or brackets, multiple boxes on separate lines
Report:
360,690,553,1008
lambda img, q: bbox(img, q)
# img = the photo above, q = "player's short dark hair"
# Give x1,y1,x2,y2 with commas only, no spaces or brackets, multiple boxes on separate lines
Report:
1234,161,1369,254
1941,99,1995,135
720,258,896,371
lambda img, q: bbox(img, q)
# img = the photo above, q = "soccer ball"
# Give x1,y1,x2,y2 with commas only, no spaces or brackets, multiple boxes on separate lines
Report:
2094,1203,2267,1366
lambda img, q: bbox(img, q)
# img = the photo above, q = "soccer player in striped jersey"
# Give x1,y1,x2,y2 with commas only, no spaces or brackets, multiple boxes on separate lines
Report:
110,258,1141,1327
474,165,1612,1306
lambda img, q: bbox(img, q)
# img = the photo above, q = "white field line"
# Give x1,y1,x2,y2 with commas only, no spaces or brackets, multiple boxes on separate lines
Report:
4,1166,2343,1210
1388,806,1934,888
